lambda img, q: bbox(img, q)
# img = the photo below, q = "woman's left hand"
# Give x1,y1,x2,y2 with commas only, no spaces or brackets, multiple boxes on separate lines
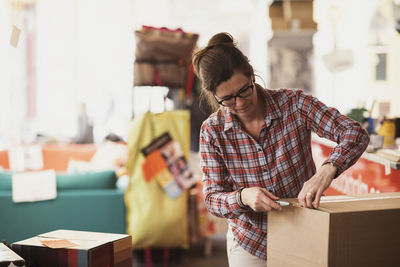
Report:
298,163,337,209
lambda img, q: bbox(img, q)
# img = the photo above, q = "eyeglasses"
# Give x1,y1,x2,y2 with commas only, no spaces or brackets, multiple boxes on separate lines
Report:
214,80,254,107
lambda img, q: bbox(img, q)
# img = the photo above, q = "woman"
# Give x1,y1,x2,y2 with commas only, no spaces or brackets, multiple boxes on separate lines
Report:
192,32,369,266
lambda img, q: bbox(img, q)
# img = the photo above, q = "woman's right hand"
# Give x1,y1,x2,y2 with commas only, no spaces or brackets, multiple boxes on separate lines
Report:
241,187,282,212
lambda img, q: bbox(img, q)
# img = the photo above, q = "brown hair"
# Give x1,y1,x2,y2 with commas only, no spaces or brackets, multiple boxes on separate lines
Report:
192,32,254,112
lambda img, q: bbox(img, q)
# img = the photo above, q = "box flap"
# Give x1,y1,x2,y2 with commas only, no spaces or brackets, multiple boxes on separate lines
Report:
282,192,400,213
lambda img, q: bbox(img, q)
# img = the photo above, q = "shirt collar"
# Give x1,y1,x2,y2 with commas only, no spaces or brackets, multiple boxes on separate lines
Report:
222,107,236,132
222,88,282,132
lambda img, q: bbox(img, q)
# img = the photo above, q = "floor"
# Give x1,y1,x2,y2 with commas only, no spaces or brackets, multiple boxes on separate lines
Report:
132,233,229,267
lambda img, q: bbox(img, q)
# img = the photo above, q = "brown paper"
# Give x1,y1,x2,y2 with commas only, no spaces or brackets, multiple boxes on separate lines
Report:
40,239,78,249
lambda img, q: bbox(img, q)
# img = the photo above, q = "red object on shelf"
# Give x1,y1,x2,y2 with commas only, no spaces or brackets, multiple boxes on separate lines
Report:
312,140,400,196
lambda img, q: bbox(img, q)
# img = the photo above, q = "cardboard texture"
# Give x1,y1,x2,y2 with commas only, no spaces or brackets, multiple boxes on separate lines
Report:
267,192,400,267
11,230,132,267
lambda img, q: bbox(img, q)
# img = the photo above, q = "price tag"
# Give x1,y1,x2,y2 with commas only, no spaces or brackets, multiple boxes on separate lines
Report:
10,25,21,48
384,160,391,176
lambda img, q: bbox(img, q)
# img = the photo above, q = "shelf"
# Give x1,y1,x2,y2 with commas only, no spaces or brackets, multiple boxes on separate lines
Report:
311,133,400,170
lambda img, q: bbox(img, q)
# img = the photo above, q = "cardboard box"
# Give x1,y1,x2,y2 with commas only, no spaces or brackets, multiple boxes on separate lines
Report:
267,192,400,267
269,1,317,30
0,243,25,267
11,230,132,267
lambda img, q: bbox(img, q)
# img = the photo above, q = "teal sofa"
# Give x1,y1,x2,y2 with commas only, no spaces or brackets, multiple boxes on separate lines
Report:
0,170,126,243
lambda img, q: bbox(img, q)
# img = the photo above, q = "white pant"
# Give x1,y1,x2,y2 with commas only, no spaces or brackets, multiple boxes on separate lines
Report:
226,225,267,267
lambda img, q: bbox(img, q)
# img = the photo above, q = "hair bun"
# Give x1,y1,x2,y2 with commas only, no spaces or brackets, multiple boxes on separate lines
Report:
207,32,235,48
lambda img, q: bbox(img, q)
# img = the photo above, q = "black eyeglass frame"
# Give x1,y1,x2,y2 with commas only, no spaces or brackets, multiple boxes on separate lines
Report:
213,80,255,107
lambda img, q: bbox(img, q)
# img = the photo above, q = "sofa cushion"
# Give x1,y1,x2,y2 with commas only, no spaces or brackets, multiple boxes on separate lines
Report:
0,171,12,190
0,170,116,191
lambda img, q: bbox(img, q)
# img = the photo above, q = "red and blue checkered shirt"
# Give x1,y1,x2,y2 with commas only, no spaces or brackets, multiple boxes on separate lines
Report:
199,88,369,259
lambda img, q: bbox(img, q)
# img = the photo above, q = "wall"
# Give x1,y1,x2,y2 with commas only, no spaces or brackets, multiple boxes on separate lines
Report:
1,0,135,145
313,0,400,117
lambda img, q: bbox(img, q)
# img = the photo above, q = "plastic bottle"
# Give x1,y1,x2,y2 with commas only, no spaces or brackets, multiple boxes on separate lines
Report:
378,119,396,148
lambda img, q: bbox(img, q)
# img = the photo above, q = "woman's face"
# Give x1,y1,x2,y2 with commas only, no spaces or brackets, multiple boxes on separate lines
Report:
214,72,258,118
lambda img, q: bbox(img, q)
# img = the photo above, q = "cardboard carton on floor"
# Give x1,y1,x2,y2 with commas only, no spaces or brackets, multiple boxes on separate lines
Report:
0,243,25,267
11,230,132,267
267,192,400,267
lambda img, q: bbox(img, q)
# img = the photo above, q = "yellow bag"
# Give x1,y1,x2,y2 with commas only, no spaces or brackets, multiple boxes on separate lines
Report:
125,110,190,249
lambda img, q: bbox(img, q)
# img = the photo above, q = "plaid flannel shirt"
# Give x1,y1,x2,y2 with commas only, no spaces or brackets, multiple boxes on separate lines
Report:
199,88,369,259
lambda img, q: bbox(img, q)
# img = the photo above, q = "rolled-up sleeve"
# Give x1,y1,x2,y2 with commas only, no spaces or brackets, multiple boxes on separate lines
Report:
200,126,246,219
296,90,369,177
